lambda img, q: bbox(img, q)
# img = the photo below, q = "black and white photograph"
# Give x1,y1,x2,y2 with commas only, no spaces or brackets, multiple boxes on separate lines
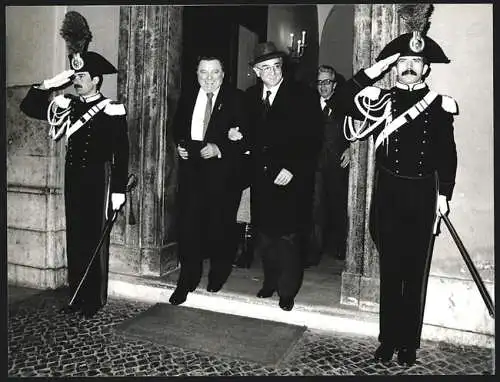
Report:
5,2,495,377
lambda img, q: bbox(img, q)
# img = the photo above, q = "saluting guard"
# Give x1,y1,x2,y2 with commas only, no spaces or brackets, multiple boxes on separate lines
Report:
335,5,458,366
20,11,130,318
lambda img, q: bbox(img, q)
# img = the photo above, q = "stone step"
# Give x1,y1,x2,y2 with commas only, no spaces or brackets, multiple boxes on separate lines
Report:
107,272,494,349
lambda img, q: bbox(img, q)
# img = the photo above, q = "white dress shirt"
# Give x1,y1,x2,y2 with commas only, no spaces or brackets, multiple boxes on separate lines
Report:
191,86,221,141
261,78,283,106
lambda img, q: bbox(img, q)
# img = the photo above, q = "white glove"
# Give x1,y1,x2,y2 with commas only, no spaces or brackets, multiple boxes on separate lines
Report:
41,70,75,90
364,53,400,80
111,193,126,211
437,194,449,216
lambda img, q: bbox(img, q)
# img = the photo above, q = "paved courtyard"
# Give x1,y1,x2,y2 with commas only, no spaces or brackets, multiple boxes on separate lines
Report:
7,286,494,376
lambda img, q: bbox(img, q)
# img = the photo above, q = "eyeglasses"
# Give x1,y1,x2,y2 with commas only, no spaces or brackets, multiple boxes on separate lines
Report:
317,79,335,86
257,63,282,74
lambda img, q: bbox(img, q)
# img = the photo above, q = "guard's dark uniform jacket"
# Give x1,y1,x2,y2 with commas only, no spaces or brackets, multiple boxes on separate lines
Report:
335,69,458,349
20,86,129,310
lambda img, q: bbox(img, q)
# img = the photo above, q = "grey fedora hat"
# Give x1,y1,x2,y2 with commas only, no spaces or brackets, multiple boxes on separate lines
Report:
250,41,287,66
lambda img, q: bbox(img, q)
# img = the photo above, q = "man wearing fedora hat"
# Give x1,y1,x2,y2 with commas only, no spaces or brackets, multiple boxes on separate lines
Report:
245,41,323,311
20,12,129,318
334,29,458,365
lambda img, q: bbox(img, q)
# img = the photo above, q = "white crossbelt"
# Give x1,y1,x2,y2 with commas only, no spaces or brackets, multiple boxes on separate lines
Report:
374,90,438,150
48,98,110,141
66,99,111,140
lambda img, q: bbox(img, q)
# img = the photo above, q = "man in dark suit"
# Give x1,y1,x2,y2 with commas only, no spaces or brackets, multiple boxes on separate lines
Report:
169,55,249,305
307,65,351,265
335,31,458,365
245,42,323,311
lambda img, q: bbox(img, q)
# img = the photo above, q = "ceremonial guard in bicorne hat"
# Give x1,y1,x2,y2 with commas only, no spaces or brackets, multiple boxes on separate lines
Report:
334,5,458,365
20,11,130,318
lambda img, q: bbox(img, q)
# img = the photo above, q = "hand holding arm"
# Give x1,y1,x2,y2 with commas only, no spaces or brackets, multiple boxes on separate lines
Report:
274,168,293,186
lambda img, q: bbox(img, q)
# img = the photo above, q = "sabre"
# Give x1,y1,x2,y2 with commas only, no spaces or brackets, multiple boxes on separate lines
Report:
441,214,495,319
68,174,138,307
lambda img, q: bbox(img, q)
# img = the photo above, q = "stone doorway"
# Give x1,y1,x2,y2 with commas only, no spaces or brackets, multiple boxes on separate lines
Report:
114,4,404,315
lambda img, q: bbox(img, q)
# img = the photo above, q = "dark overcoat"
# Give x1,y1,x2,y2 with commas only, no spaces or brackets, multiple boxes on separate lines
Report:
245,79,323,236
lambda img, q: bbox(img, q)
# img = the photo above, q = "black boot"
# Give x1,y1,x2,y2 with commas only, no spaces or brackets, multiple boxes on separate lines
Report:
81,302,102,318
374,343,395,363
256,287,275,298
169,287,189,305
397,347,417,366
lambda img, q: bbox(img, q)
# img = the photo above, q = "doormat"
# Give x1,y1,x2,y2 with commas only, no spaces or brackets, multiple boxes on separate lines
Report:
114,303,306,366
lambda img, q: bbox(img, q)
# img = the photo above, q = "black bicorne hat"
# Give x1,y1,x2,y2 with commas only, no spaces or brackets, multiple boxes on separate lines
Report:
69,51,117,77
376,32,450,64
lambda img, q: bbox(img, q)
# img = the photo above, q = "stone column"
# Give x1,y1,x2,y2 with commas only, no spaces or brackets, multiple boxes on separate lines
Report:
109,5,183,277
341,4,399,311
340,3,373,308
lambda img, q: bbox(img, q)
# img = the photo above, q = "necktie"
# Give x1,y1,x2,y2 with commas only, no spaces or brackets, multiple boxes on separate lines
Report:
322,104,331,117
202,92,213,139
263,90,272,113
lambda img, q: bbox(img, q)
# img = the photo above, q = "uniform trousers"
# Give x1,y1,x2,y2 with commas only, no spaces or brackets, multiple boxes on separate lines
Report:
370,166,437,349
257,232,304,299
65,162,111,309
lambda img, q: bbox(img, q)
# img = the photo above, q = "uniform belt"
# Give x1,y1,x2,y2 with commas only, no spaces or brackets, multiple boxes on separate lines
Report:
378,165,434,180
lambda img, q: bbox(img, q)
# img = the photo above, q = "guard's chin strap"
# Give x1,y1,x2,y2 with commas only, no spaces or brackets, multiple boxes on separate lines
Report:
47,99,71,141
343,92,392,147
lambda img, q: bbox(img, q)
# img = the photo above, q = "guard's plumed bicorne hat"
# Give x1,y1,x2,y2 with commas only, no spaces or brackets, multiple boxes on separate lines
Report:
376,32,450,64
69,51,118,77
60,11,117,77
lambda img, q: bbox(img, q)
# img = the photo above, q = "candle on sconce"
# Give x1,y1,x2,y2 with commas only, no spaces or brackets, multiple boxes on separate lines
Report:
289,33,294,48
301,30,306,46
297,40,302,55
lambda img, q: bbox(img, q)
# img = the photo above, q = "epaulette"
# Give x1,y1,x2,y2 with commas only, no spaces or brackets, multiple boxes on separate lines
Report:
53,94,73,109
441,95,458,114
357,86,382,101
104,101,126,116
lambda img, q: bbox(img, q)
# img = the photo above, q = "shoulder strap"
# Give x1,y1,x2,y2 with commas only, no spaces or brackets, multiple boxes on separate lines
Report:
374,90,438,150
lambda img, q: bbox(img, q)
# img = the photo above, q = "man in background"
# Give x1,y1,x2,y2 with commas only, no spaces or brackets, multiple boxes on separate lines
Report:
306,65,351,266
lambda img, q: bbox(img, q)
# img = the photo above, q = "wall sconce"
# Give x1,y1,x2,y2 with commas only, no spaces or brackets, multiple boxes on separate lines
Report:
288,30,307,60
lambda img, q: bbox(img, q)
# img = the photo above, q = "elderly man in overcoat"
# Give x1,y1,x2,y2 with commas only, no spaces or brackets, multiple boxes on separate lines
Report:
245,42,323,311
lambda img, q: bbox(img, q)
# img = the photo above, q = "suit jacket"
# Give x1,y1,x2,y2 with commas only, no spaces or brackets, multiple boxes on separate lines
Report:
318,94,350,171
173,82,249,200
245,79,323,235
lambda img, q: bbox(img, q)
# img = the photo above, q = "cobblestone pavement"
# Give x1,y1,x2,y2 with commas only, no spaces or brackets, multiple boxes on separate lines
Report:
8,287,494,377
